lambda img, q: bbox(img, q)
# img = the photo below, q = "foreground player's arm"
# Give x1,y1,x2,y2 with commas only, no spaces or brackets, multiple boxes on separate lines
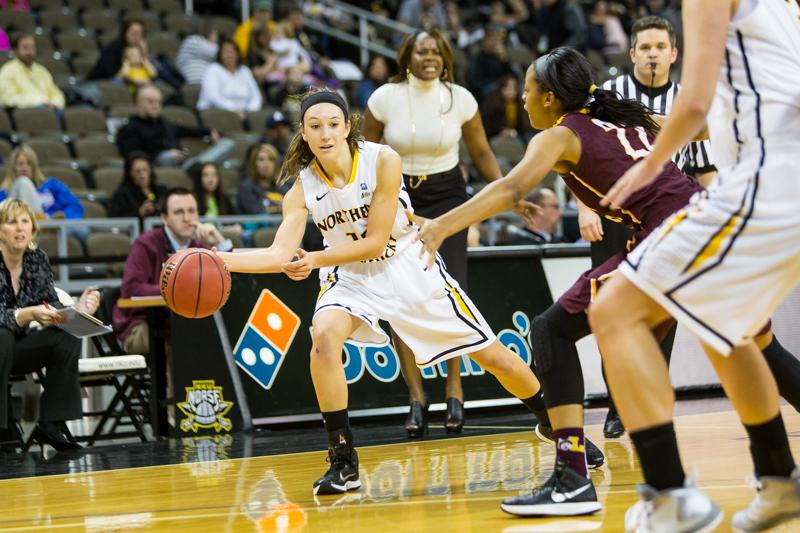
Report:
415,126,571,264
216,181,307,273
602,0,730,208
284,147,403,277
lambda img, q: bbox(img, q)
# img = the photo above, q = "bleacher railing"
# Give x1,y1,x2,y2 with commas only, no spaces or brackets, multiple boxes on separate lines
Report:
39,218,140,293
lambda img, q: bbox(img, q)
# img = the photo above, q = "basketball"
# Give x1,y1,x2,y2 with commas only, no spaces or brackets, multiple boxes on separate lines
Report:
160,248,231,319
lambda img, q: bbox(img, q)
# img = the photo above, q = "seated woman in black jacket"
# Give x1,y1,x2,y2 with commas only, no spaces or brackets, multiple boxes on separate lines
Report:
109,152,167,219
0,198,100,451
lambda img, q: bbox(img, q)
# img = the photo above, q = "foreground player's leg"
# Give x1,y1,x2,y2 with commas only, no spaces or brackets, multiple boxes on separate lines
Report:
310,310,362,496
592,278,722,532
703,341,800,532
501,304,603,517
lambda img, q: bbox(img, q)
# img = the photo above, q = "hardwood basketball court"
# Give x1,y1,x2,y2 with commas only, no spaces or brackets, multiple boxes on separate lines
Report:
1,402,798,531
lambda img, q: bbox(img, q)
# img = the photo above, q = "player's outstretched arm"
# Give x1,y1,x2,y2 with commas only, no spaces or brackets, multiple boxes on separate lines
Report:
216,181,308,273
602,0,730,208
416,126,572,265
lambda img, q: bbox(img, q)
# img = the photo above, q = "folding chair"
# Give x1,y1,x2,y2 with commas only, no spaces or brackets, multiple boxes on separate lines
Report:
79,286,151,445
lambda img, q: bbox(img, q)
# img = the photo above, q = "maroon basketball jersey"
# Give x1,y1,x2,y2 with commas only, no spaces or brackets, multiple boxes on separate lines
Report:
557,112,702,233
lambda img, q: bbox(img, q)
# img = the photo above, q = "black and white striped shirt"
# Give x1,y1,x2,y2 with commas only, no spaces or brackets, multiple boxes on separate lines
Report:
603,74,716,175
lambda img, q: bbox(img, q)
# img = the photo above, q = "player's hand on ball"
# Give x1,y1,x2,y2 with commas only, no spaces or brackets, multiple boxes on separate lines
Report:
578,204,604,242
281,249,315,280
414,216,446,270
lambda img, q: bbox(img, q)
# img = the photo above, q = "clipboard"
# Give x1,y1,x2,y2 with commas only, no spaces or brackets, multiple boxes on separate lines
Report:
54,306,113,338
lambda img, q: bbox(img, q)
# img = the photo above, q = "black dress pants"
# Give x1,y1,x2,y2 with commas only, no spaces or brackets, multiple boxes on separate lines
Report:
0,327,81,428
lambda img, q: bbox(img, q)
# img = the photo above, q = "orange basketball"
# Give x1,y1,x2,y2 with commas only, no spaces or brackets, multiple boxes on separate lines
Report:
160,248,231,319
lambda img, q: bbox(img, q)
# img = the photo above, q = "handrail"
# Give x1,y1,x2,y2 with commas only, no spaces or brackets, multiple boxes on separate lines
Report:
184,0,416,69
142,214,284,232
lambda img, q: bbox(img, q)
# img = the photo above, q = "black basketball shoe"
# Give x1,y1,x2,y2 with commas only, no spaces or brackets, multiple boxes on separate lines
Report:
534,425,605,469
501,458,602,516
313,442,361,495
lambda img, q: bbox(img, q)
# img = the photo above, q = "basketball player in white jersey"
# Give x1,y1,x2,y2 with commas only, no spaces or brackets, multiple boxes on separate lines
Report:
217,89,573,496
590,0,800,531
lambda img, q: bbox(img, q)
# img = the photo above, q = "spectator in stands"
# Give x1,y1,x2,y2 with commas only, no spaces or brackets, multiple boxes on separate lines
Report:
197,39,262,119
108,152,167,219
356,56,390,110
0,198,99,452
0,29,10,52
237,143,284,215
520,0,587,54
0,0,31,12
0,33,64,111
113,188,232,354
246,22,279,83
586,0,628,56
0,145,83,220
233,0,276,59
89,19,183,90
89,19,148,81
467,26,515,100
264,22,313,86
479,74,532,141
397,0,447,31
175,19,219,86
501,188,568,245
260,111,293,157
489,0,530,28
116,85,234,169
190,161,242,238
118,45,157,94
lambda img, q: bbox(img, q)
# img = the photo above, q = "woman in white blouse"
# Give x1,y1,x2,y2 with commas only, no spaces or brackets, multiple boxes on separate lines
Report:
362,29,504,438
197,39,263,119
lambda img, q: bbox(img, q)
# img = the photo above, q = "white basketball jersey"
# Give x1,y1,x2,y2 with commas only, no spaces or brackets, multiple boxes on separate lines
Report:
708,0,800,170
300,141,417,264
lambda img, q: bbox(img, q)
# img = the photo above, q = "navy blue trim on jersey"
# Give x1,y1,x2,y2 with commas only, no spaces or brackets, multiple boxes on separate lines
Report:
665,31,764,297
316,303,377,331
725,47,743,166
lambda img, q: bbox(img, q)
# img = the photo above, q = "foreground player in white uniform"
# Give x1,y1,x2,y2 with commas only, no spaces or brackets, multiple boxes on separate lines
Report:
217,90,562,496
591,0,800,531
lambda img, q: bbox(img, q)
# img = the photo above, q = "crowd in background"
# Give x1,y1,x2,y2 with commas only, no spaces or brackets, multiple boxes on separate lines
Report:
0,0,684,250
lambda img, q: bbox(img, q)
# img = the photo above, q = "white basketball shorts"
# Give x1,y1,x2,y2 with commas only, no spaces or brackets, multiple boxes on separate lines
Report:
619,148,800,356
314,241,496,367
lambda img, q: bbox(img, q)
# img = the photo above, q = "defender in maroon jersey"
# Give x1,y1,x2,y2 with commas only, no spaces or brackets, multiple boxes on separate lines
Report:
411,46,800,519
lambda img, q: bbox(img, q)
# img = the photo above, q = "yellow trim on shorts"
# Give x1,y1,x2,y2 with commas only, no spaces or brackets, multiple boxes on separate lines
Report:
446,283,476,322
686,209,743,272
657,209,688,242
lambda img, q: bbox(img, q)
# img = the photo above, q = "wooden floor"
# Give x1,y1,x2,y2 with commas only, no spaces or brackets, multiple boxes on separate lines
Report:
1,405,798,532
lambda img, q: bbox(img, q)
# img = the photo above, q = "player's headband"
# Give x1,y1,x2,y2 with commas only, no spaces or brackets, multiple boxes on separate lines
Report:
300,91,349,123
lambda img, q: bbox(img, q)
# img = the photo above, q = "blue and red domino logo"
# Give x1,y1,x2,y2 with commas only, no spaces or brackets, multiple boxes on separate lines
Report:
233,290,301,390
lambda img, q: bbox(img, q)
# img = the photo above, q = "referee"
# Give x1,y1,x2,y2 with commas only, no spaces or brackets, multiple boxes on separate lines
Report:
584,16,716,439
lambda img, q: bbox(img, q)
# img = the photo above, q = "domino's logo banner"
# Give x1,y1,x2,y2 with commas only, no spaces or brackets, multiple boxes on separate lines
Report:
233,290,301,390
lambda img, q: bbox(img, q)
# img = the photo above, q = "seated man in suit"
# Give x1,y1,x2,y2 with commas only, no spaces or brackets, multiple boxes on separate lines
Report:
113,187,232,354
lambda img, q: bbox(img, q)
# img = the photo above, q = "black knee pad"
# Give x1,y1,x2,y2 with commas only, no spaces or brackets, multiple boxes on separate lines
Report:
529,304,590,408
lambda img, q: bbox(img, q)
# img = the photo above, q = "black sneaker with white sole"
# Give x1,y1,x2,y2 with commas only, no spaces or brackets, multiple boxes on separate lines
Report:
534,425,605,469
313,444,361,495
501,458,602,516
